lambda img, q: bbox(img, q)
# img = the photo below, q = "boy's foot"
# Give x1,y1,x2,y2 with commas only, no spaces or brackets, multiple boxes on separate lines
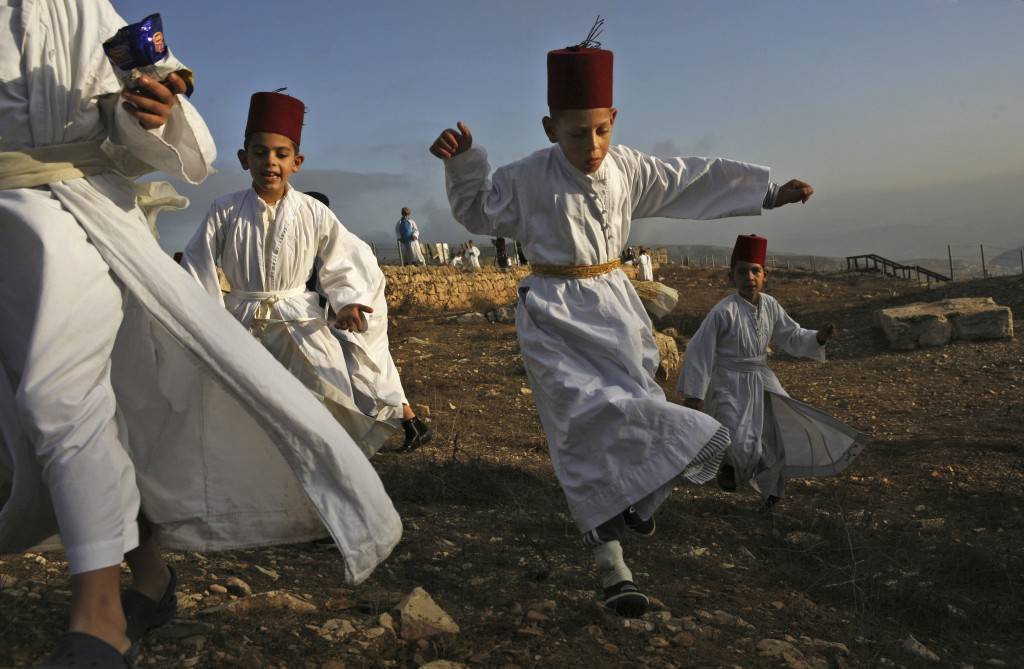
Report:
757,495,780,514
622,506,655,537
717,462,737,492
397,417,433,453
602,581,649,618
122,566,177,643
35,632,137,668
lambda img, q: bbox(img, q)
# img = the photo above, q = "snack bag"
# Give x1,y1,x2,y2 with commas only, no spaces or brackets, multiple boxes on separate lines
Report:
103,13,195,97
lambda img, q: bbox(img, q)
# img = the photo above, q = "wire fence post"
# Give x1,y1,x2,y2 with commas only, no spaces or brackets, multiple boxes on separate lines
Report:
1020,248,1024,276
980,244,987,279
947,245,954,281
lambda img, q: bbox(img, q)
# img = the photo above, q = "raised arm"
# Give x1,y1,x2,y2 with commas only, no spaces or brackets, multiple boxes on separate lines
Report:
678,309,722,409
430,122,520,238
181,204,228,306
770,302,827,362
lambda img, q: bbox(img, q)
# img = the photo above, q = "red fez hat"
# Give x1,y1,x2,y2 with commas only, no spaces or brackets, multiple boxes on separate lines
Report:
245,92,305,146
547,47,613,110
732,234,768,267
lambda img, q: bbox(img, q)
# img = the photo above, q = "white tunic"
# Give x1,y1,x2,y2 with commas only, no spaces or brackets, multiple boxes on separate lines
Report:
396,217,425,265
637,254,654,281
182,188,406,454
465,245,481,269
0,0,400,584
679,293,869,498
445,143,771,532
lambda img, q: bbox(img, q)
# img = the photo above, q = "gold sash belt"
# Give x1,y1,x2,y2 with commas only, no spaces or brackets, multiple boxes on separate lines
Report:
0,141,116,190
530,258,622,278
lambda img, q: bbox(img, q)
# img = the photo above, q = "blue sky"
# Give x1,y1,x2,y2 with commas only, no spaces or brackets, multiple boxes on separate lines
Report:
118,0,1024,261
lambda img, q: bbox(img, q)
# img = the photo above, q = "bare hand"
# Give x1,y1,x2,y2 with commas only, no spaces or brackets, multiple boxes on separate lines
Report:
682,397,705,412
121,72,187,130
335,304,374,332
775,179,814,207
430,122,473,160
816,323,837,345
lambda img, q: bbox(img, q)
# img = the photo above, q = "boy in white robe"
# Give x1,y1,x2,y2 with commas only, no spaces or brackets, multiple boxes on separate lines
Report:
1,5,401,666
680,234,869,511
431,27,814,617
396,207,426,265
183,92,432,455
464,240,482,269
637,247,654,281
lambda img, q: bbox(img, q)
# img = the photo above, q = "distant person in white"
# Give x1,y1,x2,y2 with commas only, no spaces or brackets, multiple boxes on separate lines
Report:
450,249,465,267
680,234,869,512
637,247,654,281
396,207,425,265
465,239,482,269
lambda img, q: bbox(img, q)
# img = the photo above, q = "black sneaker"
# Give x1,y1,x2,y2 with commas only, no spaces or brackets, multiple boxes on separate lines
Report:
717,462,737,492
622,506,655,537
397,417,433,453
757,495,780,514
603,580,649,618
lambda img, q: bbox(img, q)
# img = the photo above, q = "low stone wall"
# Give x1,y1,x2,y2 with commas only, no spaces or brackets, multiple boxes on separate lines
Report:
384,266,531,314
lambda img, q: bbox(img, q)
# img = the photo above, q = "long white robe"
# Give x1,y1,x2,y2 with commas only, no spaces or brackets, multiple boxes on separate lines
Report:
637,254,654,281
0,0,400,584
182,188,405,455
396,217,425,265
444,143,770,532
679,293,869,499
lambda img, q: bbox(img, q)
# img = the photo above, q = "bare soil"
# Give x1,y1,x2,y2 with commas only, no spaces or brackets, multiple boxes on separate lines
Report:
2,268,1022,668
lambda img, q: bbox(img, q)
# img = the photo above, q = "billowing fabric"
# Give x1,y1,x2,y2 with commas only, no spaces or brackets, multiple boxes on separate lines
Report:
395,217,425,265
679,293,869,499
637,253,654,281
0,0,400,584
183,188,405,454
444,143,771,532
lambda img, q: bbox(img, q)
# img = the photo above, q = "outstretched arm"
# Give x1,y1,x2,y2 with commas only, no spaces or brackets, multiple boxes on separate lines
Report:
771,304,828,361
678,310,721,409
430,122,521,238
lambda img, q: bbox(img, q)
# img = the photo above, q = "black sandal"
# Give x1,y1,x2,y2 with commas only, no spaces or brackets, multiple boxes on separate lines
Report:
35,632,136,668
121,565,177,642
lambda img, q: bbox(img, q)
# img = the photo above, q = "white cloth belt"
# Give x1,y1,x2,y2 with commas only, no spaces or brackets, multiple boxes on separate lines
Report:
229,287,318,324
0,141,188,237
717,357,769,374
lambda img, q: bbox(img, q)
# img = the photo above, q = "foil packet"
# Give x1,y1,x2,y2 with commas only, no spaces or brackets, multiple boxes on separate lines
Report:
103,13,195,97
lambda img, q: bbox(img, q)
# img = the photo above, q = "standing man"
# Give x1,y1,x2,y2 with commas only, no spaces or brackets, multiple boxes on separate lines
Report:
396,206,425,266
465,239,482,269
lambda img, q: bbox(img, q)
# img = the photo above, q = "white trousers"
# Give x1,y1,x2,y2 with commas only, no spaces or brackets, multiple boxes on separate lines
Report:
0,188,140,574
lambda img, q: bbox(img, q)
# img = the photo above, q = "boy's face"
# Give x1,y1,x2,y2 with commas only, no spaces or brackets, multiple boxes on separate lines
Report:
238,132,304,201
542,107,618,174
731,260,767,303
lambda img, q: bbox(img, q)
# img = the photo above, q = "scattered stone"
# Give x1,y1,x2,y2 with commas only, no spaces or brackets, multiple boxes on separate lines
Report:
757,638,810,668
914,518,946,530
621,619,656,633
524,609,548,623
0,574,18,589
252,565,279,581
653,331,681,380
454,312,487,324
876,297,1013,350
224,577,252,597
378,612,396,635
394,587,460,640
649,636,671,649
404,336,432,346
208,584,228,595
364,626,388,640
516,625,545,637
600,642,619,653
902,634,940,663
802,638,850,656
632,280,679,318
199,590,317,616
519,387,533,396
420,662,468,669
672,632,696,648
491,305,516,324
784,531,826,547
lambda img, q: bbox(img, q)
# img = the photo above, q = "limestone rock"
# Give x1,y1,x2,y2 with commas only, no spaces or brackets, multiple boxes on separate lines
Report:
632,280,680,318
902,634,940,663
876,298,1013,350
316,618,356,642
394,587,460,640
654,331,681,381
454,312,487,324
419,662,468,669
757,638,811,669
199,590,317,616
224,577,252,597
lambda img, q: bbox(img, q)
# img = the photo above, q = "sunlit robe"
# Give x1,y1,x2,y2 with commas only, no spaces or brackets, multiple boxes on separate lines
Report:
444,143,771,532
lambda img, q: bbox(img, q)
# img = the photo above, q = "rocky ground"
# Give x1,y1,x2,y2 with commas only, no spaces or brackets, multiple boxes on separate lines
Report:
2,268,1022,668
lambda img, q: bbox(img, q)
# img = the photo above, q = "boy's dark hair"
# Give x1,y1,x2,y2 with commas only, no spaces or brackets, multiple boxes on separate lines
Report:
305,191,329,207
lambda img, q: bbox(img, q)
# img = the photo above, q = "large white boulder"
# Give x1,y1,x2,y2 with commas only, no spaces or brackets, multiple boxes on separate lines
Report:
876,297,1013,350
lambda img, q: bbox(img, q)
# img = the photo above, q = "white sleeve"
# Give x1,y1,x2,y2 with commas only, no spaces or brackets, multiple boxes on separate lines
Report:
770,302,825,362
444,146,521,238
616,145,770,221
678,309,721,399
318,210,385,314
181,204,227,307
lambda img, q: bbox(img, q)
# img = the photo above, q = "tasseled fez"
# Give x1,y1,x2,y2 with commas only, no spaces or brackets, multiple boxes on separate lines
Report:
245,92,305,145
732,234,768,267
547,47,613,110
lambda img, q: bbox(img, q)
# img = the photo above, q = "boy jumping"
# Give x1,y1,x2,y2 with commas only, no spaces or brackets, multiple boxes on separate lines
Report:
431,25,813,616
680,235,869,511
